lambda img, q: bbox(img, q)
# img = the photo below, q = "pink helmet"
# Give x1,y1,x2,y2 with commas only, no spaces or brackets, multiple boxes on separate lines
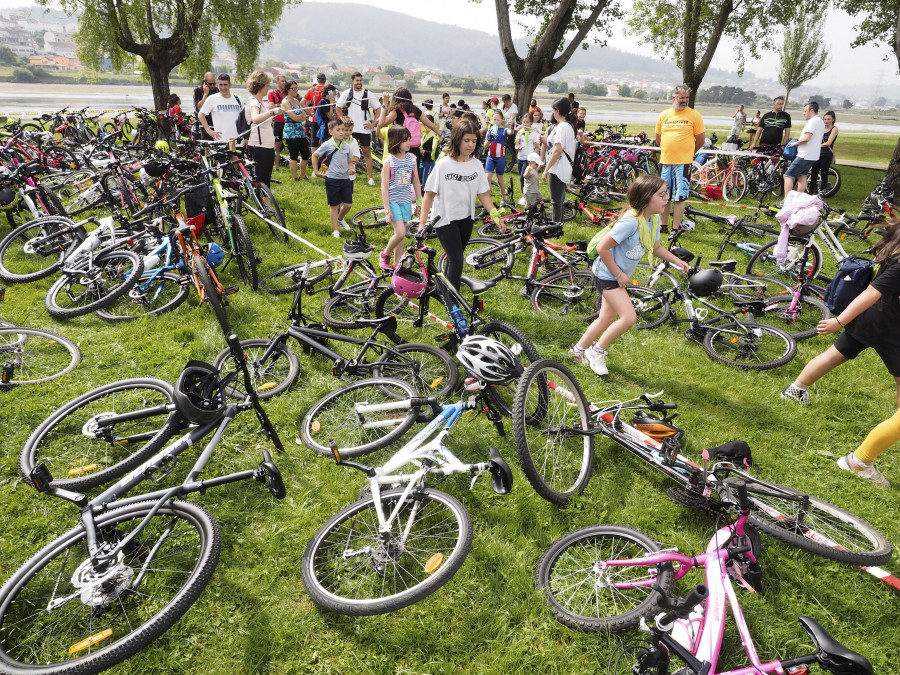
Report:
391,257,428,298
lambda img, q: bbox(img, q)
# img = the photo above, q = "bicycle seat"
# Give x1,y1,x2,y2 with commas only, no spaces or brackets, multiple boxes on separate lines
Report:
708,260,737,272
530,223,564,239
460,276,493,296
353,315,398,332
797,616,873,675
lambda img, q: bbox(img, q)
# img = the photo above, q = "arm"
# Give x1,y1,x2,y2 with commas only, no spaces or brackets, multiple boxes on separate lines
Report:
823,127,838,148
652,241,690,273
542,142,563,180
655,133,661,146
248,100,275,125
381,158,392,219
818,285,882,335
348,145,360,175
419,190,436,229
781,125,791,146
311,148,323,177
412,157,422,201
791,132,813,147
198,111,220,140
477,190,497,215
421,114,439,134
750,127,761,149
694,132,705,152
282,100,306,122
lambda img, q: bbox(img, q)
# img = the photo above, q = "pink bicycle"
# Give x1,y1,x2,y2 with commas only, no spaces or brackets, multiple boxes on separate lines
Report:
536,481,872,675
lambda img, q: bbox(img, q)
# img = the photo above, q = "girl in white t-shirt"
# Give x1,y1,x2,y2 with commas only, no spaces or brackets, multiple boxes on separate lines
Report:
419,119,501,291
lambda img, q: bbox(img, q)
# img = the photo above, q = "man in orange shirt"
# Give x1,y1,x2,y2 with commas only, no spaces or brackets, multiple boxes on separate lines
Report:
655,84,705,233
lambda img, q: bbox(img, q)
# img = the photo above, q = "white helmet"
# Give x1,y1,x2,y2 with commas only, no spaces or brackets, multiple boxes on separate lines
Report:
456,335,521,384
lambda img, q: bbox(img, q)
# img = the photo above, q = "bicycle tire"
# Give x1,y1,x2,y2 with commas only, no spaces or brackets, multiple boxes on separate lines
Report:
535,524,675,633
0,326,80,386
820,167,841,198
723,169,748,202
212,338,300,400
530,270,599,321
562,199,578,221
437,237,514,283
512,359,594,505
95,272,189,322
35,184,67,217
702,321,797,370
349,205,389,229
746,238,822,283
46,249,143,319
0,216,77,283
632,262,679,290
322,284,390,329
259,259,334,295
254,182,287,242
612,160,638,192
373,284,416,328
193,256,230,334
231,213,259,290
0,500,220,674
474,320,541,417
760,294,831,341
372,343,459,398
18,377,180,491
623,285,672,330
55,169,105,214
302,488,472,616
718,478,892,566
300,377,419,458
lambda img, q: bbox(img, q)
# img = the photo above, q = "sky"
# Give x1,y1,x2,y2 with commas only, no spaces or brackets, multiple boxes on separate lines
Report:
2,0,894,90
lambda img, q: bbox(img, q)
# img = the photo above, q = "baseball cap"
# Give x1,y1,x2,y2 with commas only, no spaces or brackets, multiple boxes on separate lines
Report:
527,152,544,166
490,96,499,104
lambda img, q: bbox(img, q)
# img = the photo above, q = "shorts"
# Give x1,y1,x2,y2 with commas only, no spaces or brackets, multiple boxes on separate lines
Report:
389,202,412,223
834,331,900,377
660,164,691,202
273,122,284,143
784,157,814,179
593,276,621,293
285,136,311,161
324,177,353,207
352,132,372,148
485,155,507,175
524,191,542,206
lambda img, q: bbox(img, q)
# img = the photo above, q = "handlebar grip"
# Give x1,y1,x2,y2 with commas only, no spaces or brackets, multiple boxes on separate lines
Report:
660,584,708,626
734,480,750,510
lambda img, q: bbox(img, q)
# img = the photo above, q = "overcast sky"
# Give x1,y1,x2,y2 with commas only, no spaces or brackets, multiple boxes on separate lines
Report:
2,0,894,90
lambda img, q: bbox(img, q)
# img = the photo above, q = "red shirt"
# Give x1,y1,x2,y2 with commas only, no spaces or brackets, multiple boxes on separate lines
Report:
268,89,286,123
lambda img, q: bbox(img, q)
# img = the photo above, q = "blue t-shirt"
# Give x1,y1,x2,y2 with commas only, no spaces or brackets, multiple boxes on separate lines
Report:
592,214,660,281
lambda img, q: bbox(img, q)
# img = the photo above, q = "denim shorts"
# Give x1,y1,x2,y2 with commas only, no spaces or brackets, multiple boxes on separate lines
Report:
784,157,814,179
660,164,691,202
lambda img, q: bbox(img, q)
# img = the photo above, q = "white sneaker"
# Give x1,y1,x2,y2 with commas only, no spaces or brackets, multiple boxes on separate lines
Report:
517,197,527,206
837,453,890,487
584,346,608,376
331,230,341,238
339,219,351,231
368,177,376,186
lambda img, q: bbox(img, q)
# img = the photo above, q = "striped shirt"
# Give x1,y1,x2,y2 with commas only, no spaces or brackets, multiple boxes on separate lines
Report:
387,152,416,204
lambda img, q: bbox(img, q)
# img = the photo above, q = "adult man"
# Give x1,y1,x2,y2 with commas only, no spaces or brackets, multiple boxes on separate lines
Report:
193,72,217,140
268,73,288,157
655,84,705,233
336,71,381,186
302,73,328,150
782,101,825,195
198,73,242,141
750,96,791,149
501,94,517,127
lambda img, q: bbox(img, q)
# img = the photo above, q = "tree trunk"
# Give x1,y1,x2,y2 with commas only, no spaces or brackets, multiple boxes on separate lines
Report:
783,87,792,109
147,61,173,110
887,136,900,189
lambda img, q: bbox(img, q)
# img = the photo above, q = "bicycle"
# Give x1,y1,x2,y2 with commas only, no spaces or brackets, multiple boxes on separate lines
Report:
0,333,288,674
690,153,748,202
536,481,874,675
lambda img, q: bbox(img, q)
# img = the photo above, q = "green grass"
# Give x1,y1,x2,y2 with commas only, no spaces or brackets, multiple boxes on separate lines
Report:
1,160,899,674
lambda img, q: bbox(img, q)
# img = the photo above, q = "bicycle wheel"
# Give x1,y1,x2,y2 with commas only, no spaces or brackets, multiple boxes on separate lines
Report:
373,284,416,327
438,238,513,283
535,524,675,633
54,169,105,215
254,183,287,242
302,488,472,616
632,262,679,290
19,377,180,491
760,294,831,341
746,239,821,284
562,199,578,222
530,270,599,321
0,326,80,386
820,166,841,198
322,285,390,329
0,500,220,674
46,249,143,319
231,213,259,290
723,169,748,202
193,256,230,334
702,322,796,370
212,338,299,400
612,160,638,191
513,359,594,505
0,217,77,283
475,320,541,417
349,205,389,229
259,259,334,295
718,478,892,566
299,377,419,458
622,285,672,330
725,274,793,303
95,272,189,322
372,343,459,398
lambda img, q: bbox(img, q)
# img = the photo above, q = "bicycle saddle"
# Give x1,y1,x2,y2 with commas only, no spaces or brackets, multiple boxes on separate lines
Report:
708,259,737,272
460,276,494,296
797,616,873,675
353,315,398,332
530,223,563,239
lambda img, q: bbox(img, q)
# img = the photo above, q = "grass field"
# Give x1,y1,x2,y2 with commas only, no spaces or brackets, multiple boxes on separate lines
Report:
1,154,898,674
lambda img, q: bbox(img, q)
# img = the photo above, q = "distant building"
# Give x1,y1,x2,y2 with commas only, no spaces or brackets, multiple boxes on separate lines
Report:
419,74,440,87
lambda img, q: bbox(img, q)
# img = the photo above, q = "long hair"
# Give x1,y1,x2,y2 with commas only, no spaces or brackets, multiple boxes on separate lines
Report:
621,175,666,219
387,125,412,155
391,87,418,117
551,97,577,128
872,217,900,265
448,119,480,160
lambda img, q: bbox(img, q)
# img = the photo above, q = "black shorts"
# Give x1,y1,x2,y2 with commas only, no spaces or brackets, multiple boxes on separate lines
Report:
273,122,284,143
352,132,372,148
324,177,353,207
834,330,900,377
285,136,311,161
593,277,620,293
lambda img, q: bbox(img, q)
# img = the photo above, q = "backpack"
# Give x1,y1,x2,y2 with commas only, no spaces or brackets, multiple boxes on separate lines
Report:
401,110,422,148
234,95,250,136
343,88,370,118
561,140,585,183
587,223,614,261
307,84,325,110
822,255,875,314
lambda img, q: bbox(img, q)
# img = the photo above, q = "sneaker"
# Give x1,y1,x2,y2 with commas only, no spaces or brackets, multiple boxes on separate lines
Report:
379,250,393,271
517,197,527,206
331,230,341,239
368,177,376,186
585,346,608,376
838,453,890,487
569,345,587,364
780,384,809,404
339,219,351,231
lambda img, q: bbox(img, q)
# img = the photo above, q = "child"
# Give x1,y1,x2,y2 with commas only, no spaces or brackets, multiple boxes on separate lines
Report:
419,119,501,291
380,126,422,270
419,114,440,186
571,175,690,376
311,118,360,238
522,152,543,206
481,110,509,204
514,112,540,203
342,117,360,180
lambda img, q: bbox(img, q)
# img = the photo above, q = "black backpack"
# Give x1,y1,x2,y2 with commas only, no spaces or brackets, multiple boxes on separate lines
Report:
234,95,250,137
561,143,586,184
823,255,875,314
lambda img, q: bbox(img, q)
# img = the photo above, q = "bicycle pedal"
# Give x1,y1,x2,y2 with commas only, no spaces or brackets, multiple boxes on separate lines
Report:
223,285,240,296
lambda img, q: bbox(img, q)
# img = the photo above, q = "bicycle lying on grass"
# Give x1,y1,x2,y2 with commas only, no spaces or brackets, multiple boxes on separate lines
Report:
536,481,873,675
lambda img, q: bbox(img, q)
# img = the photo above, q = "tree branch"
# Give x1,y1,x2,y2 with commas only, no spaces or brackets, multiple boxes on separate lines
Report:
693,0,733,79
551,0,612,69
534,1,579,61
145,0,158,41
494,0,522,77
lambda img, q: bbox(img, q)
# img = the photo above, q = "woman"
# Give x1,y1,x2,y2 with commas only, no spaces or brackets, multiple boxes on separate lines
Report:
730,104,746,139
748,110,761,137
243,70,277,187
808,110,839,195
281,80,310,181
376,86,439,163
315,84,338,145
541,98,578,222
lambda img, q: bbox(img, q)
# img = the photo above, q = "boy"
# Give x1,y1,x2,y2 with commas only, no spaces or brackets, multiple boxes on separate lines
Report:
311,118,360,238
342,117,360,180
523,152,544,206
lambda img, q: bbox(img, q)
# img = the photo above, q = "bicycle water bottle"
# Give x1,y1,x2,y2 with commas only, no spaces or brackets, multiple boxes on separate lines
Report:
449,304,469,337
142,253,161,270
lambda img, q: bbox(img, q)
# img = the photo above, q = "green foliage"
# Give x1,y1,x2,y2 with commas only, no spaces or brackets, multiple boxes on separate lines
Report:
842,98,854,109
461,77,475,95
777,0,831,107
697,85,758,105
11,66,33,82
617,82,632,97
633,88,647,100
807,94,831,109
580,82,607,96
404,76,416,91
836,0,900,71
382,64,405,78
0,47,21,66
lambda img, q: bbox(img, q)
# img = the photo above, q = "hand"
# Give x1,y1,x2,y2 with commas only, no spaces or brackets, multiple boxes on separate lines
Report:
212,130,222,140
674,259,690,274
348,166,356,175
541,170,548,181
617,274,632,288
817,317,842,335
315,170,324,178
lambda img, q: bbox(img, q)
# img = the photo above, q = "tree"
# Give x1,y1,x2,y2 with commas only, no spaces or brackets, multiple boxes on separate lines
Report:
45,0,296,110
462,77,476,95
405,77,417,92
627,0,796,106
875,96,888,108
490,0,623,114
382,64,405,78
841,98,853,109
581,82,608,96
807,94,831,109
0,46,20,66
776,0,831,107
634,89,648,100
618,83,632,98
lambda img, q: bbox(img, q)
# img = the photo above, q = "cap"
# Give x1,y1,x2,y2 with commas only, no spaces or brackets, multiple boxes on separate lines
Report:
527,152,544,166
490,97,499,104
316,72,326,82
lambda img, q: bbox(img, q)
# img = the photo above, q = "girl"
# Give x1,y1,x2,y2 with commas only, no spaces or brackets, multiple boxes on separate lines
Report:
481,110,509,206
571,176,690,376
418,119,501,291
380,126,422,270
377,87,440,163
731,104,746,139
541,98,578,223
281,80,310,181
514,112,540,203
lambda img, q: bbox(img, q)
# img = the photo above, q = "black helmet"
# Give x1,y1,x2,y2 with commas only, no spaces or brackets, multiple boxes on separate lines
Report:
342,239,374,261
688,269,723,297
173,360,227,425
143,160,169,177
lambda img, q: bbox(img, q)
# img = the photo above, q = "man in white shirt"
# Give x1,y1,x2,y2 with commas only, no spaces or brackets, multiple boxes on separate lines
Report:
337,71,381,186
198,73,243,141
782,101,825,195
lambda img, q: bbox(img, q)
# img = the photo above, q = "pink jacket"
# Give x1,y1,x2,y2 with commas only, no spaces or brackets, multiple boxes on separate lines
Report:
774,192,822,262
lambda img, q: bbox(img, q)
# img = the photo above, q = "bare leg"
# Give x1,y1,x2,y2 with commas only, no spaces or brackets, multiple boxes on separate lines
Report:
660,201,672,230
797,173,808,193
338,203,352,220
672,200,687,231
576,287,636,350
329,205,340,232
783,174,795,196
386,221,406,263
794,344,848,388
362,146,373,180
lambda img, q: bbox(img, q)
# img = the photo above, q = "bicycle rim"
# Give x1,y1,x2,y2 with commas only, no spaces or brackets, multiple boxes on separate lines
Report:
0,327,80,386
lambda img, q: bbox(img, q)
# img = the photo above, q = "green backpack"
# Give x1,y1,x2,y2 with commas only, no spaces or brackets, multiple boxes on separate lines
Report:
586,211,660,262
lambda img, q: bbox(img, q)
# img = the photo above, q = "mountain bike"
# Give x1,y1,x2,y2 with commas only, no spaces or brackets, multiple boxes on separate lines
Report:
536,482,874,675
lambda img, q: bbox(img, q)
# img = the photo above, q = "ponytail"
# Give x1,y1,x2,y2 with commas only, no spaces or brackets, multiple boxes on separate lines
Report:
552,97,577,128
